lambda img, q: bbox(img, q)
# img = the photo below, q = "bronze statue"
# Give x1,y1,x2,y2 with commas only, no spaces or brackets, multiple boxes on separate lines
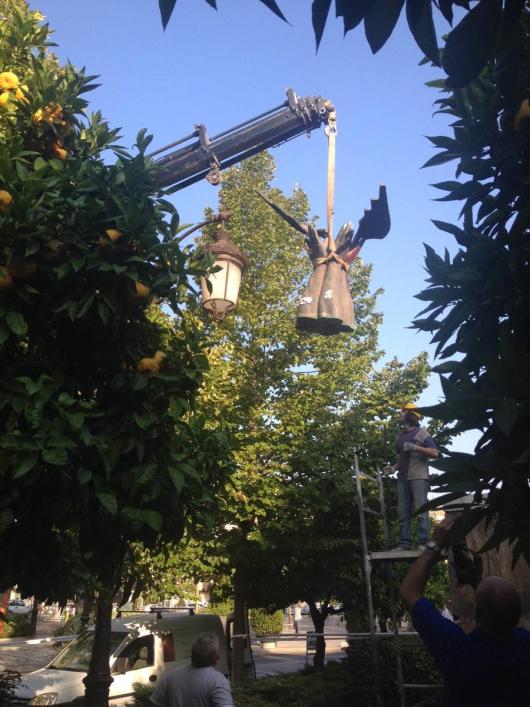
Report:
259,186,391,334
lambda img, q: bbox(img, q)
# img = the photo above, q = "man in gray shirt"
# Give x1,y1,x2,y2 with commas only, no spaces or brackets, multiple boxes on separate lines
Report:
151,632,234,707
391,402,438,550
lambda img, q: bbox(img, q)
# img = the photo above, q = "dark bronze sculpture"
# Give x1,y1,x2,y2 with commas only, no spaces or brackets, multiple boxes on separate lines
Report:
259,186,391,334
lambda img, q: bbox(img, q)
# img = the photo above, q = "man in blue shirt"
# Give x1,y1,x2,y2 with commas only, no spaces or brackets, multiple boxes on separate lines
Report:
400,517,530,707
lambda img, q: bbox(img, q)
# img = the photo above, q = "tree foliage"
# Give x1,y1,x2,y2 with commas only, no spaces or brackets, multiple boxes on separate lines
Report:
0,5,233,704
158,1,525,87
180,154,432,670
0,2,232,602
414,8,530,562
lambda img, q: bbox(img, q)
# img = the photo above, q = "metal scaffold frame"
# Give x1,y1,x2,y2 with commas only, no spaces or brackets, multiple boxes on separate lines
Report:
353,454,443,707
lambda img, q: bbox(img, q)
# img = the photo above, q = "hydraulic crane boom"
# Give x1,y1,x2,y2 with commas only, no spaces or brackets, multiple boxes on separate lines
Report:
151,89,334,193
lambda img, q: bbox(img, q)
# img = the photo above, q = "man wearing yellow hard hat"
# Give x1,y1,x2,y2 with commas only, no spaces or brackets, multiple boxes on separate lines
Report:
391,402,439,551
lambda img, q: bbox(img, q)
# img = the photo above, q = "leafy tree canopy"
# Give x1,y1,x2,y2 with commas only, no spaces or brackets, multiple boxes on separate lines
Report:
415,7,530,562
170,154,435,671
158,1,525,87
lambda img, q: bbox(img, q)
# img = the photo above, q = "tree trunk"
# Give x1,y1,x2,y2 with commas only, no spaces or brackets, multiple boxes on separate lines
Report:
83,590,114,707
308,600,327,670
231,566,246,684
29,597,39,636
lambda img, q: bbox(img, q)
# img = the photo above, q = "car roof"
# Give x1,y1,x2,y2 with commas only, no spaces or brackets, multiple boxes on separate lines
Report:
110,613,222,633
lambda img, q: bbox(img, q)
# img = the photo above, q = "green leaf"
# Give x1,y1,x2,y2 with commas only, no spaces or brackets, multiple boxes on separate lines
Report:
494,398,519,437
312,0,332,50
159,0,177,29
257,0,287,23
42,447,68,466
405,0,439,65
16,376,43,395
132,375,148,391
97,492,117,514
134,413,150,430
70,256,85,272
34,156,48,172
442,0,502,87
58,392,77,408
169,467,185,493
13,454,38,478
48,158,64,172
422,151,458,169
431,361,461,375
6,311,27,337
336,0,370,32
77,468,92,485
76,294,95,319
143,510,162,531
97,299,109,325
65,411,84,432
364,0,405,54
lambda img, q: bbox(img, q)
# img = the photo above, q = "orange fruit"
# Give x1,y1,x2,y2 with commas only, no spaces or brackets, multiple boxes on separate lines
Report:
514,99,530,131
0,190,13,212
41,240,64,263
134,281,150,299
0,71,19,90
0,267,13,291
51,144,68,161
105,228,124,242
8,261,37,280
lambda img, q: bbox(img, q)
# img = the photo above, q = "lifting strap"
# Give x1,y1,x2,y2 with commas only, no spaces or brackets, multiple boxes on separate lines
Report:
325,110,337,248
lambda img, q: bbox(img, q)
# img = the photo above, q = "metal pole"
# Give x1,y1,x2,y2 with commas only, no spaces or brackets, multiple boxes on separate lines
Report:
354,454,382,707
377,468,406,707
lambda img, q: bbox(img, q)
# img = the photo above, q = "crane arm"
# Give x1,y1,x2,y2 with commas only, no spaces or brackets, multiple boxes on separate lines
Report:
151,89,334,193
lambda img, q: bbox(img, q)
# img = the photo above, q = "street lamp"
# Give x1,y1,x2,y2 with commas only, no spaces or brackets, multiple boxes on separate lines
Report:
199,215,247,321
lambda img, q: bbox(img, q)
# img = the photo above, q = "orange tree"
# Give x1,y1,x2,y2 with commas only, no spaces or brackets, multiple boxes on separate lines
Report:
0,4,232,706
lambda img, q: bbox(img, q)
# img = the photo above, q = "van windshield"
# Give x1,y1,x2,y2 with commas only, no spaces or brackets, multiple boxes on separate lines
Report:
50,631,127,671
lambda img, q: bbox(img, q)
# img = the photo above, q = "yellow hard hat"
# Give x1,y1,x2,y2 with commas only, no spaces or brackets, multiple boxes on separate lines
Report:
401,402,421,419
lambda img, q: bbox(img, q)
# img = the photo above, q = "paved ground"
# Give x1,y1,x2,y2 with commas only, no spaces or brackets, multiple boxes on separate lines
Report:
253,640,345,676
0,612,347,676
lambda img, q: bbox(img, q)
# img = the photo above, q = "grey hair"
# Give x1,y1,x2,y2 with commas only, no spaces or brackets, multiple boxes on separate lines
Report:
191,632,220,668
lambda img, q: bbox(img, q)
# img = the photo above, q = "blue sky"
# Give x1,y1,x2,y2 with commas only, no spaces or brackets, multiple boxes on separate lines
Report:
35,1,478,451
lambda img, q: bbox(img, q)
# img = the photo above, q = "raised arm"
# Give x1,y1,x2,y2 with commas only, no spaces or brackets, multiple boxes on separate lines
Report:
399,515,456,611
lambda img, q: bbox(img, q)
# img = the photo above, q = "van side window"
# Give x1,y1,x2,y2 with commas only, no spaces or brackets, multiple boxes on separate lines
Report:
162,633,175,663
118,635,154,671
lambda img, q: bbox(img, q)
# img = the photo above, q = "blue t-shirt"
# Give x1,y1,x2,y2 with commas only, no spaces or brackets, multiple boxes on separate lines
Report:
412,597,530,707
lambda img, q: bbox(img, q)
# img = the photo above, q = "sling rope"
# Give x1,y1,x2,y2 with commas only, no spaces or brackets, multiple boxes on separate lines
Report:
325,109,337,251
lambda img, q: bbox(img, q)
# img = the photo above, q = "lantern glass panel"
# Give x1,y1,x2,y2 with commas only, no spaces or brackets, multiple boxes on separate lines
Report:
201,259,242,316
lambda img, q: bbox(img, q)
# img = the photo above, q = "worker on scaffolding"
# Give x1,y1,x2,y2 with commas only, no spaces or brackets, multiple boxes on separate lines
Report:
389,403,438,551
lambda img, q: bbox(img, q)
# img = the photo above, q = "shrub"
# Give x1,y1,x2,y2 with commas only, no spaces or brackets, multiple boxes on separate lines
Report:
206,601,234,618
248,609,283,636
1,612,32,638
233,639,441,706
53,615,87,637
344,636,441,706
130,682,153,707
233,661,360,707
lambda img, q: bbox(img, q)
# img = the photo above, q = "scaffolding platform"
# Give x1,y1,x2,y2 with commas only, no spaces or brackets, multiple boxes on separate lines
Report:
354,456,442,707
370,549,422,561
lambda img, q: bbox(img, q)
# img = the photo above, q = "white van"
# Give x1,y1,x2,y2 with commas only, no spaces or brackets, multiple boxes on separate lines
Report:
14,612,230,705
